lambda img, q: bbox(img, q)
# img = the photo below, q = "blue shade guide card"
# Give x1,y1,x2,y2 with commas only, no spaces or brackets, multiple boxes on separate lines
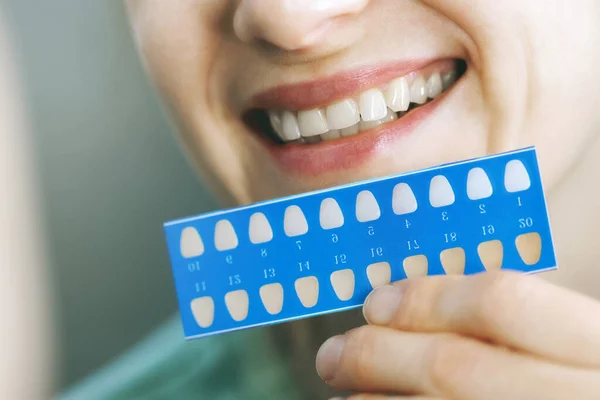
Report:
164,147,557,340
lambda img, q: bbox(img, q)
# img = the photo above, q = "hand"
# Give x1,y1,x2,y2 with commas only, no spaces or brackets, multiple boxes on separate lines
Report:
315,271,600,400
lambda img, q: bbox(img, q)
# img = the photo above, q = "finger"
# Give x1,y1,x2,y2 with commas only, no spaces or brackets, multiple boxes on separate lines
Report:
362,270,600,367
316,326,600,399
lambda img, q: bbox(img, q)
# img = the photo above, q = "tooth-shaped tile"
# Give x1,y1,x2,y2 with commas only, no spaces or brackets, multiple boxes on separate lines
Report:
281,111,301,141
330,269,355,301
180,227,204,258
248,212,273,244
298,108,328,137
268,110,284,138
440,247,466,275
355,190,381,222
260,283,284,315
429,175,455,208
321,130,341,141
359,108,396,131
320,198,344,230
410,75,428,105
214,220,238,251
340,123,359,137
190,297,215,328
225,290,249,322
442,70,457,91
403,255,428,278
427,73,443,98
359,88,387,121
392,183,418,215
385,77,410,112
467,167,493,200
295,276,319,308
478,240,504,271
326,99,360,130
504,160,531,193
516,233,542,266
367,262,391,289
284,205,309,237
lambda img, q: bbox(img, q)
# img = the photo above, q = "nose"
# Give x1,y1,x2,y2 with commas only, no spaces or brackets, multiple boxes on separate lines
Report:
234,0,369,51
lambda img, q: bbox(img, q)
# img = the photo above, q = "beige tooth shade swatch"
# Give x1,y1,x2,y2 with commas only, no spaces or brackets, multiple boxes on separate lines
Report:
225,290,249,322
440,247,466,275
248,212,273,244
516,233,542,265
319,198,345,230
355,190,381,222
330,269,355,301
366,262,392,289
295,276,319,308
504,160,531,192
190,297,215,328
429,175,455,208
392,183,418,215
403,255,429,278
180,227,204,258
467,167,494,200
284,205,309,237
259,283,284,315
214,220,238,251
478,240,504,271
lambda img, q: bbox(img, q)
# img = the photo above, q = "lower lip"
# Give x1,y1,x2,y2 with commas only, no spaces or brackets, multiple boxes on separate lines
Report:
260,90,449,177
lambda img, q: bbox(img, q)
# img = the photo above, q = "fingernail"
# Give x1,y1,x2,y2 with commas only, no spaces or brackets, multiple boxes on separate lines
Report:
363,284,403,325
316,335,346,381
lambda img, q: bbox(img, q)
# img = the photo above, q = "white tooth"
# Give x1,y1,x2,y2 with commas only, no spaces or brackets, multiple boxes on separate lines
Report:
214,219,238,251
427,73,443,99
410,75,428,105
248,212,273,244
359,88,387,121
180,227,204,258
321,130,341,141
429,175,455,208
467,167,493,200
384,108,398,122
359,108,395,131
281,111,301,141
355,190,381,222
304,135,322,144
442,70,457,90
326,99,360,130
268,110,284,138
284,205,309,237
504,160,531,193
340,123,359,137
392,183,418,215
298,108,328,137
385,77,410,112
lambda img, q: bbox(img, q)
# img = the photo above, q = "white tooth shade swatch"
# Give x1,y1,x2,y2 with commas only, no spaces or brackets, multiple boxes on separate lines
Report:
366,262,392,289
180,227,204,258
320,198,345,230
356,190,381,222
505,160,531,192
429,175,455,207
392,183,418,215
295,277,319,308
467,168,493,200
260,283,284,315
330,270,355,301
214,220,238,251
284,206,309,237
249,212,273,244
191,297,214,328
225,290,249,322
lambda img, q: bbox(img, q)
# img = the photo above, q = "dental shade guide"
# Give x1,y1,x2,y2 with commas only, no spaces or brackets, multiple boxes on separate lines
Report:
164,147,557,340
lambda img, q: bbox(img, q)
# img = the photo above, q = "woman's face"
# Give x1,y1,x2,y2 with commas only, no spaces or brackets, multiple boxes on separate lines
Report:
126,0,600,206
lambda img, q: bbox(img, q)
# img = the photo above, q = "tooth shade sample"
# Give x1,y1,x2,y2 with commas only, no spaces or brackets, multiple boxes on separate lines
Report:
320,198,345,230
355,190,381,222
330,269,355,301
385,77,410,112
340,123,359,136
225,290,249,322
359,88,387,121
295,276,319,308
190,297,214,328
248,212,273,244
326,99,360,130
284,205,309,237
260,283,284,315
504,160,531,192
467,167,493,200
478,240,504,271
410,75,428,104
214,220,238,251
321,130,341,141
427,73,443,98
298,108,329,137
516,233,542,266
429,175,456,208
392,183,418,215
366,262,392,289
180,227,204,258
403,255,428,278
281,110,301,141
440,248,466,275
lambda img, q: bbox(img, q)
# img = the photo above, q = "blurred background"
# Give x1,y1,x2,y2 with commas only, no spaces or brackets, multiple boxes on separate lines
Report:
3,0,217,391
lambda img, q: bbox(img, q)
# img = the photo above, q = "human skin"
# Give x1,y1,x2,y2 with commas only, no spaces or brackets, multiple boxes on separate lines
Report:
126,0,600,398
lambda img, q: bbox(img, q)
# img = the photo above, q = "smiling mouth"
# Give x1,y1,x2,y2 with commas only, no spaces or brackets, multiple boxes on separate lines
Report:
244,59,467,146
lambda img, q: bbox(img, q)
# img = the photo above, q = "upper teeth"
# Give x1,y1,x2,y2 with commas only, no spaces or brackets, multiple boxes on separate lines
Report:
268,69,457,144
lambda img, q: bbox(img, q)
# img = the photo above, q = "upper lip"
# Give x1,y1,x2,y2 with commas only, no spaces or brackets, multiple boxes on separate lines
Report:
248,59,447,111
